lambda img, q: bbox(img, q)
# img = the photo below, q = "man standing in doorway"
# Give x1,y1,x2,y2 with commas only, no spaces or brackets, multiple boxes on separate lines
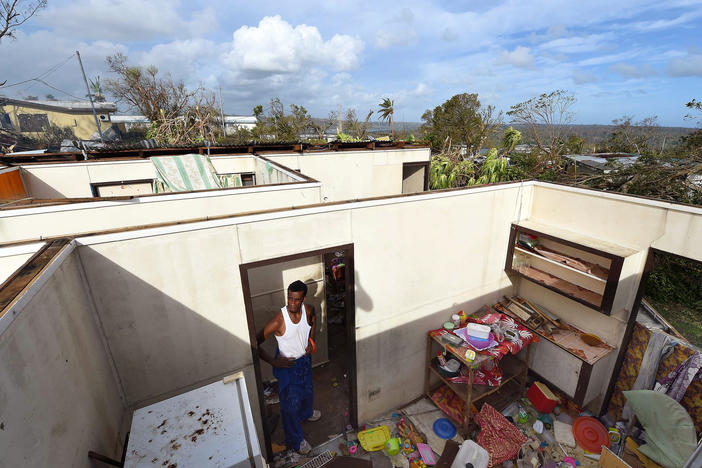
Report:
257,280,321,454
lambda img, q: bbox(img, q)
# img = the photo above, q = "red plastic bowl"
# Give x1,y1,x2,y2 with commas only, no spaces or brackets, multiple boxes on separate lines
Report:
572,417,610,454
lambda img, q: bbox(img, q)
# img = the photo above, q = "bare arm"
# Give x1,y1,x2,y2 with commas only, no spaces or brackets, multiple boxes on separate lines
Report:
256,312,294,368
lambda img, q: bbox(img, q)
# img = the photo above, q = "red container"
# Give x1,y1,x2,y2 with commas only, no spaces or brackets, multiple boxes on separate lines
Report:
527,382,559,414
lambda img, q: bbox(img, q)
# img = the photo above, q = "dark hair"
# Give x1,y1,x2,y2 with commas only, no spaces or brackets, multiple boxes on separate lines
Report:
288,280,308,296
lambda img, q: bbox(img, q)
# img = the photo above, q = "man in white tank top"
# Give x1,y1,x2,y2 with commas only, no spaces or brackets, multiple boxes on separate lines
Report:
257,280,321,454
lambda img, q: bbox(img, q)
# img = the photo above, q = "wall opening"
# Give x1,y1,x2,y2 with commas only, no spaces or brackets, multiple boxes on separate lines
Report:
240,244,356,461
402,161,429,194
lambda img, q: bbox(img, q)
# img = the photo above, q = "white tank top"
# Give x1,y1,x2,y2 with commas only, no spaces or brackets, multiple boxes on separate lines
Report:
275,305,311,359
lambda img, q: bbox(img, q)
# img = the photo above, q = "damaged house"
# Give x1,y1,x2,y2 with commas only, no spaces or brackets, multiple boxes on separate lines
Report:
0,142,700,467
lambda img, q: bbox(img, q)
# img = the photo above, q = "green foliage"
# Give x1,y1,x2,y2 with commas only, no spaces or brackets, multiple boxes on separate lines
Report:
502,126,522,153
646,254,702,311
336,132,361,142
429,154,475,189
421,93,501,155
598,115,660,155
217,126,254,145
471,148,509,185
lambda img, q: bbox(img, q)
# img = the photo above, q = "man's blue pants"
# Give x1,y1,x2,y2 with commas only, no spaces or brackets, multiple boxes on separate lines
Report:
273,354,314,450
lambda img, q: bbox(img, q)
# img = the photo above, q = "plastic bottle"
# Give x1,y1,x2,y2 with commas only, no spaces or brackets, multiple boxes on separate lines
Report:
450,440,489,468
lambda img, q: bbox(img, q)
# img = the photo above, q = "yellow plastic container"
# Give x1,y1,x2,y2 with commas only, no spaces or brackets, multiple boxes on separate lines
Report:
358,425,391,452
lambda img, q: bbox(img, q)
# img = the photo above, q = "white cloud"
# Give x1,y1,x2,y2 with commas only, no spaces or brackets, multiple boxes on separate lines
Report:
38,0,217,41
497,46,534,68
668,50,702,76
540,33,614,54
409,83,433,97
628,11,702,32
578,51,640,66
223,16,364,73
374,9,417,48
441,28,458,41
609,63,656,78
573,70,597,84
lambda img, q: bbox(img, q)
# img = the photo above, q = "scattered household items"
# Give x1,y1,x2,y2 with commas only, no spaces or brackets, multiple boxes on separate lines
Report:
450,440,490,468
572,416,610,454
444,321,456,331
475,403,527,467
433,418,457,439
386,437,402,456
622,390,697,468
465,323,491,340
123,372,264,467
554,420,577,448
299,450,334,468
527,382,559,414
516,439,544,468
398,418,424,448
417,443,437,465
358,425,391,451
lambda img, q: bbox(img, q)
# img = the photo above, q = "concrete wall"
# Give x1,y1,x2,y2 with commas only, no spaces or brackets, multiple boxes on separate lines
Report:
266,148,431,202
0,184,321,243
72,182,534,429
21,156,258,199
0,250,125,467
247,256,328,382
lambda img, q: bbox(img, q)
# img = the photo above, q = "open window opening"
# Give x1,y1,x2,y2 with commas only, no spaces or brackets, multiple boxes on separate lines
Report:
402,161,429,193
240,244,356,461
640,249,702,348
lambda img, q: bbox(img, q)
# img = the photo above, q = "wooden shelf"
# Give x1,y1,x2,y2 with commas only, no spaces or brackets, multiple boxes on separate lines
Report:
424,332,531,436
427,357,526,404
514,246,606,284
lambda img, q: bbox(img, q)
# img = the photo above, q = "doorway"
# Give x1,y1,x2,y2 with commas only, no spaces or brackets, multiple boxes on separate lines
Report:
240,244,356,461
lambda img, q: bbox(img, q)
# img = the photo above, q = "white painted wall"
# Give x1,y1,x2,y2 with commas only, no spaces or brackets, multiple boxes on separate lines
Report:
0,251,125,467
0,184,321,243
265,148,431,202
0,242,44,283
20,156,259,199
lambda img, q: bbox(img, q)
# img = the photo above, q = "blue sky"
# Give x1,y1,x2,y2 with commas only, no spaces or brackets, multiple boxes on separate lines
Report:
1,0,701,126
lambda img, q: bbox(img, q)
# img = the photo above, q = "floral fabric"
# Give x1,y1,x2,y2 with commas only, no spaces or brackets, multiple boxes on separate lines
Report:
476,403,527,467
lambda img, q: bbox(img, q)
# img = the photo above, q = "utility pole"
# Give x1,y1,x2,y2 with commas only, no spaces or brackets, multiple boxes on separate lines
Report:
218,85,226,137
337,103,342,134
76,51,104,143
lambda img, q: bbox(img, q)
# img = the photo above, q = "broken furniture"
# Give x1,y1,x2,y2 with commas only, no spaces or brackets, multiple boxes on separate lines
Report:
423,327,531,435
505,221,640,409
123,372,265,467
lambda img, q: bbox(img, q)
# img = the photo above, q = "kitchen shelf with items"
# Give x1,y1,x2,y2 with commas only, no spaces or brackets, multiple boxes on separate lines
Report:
505,222,633,315
423,309,537,436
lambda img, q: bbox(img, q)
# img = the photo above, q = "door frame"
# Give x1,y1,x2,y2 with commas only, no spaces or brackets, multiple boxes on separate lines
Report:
239,243,357,461
402,161,430,192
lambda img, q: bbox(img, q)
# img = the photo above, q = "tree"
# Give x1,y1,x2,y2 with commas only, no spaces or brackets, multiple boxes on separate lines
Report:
44,93,55,100
421,93,502,157
309,111,336,142
251,98,313,142
507,90,575,166
341,108,373,140
104,53,220,145
599,115,660,155
0,0,46,42
378,97,394,138
686,99,701,125
105,53,195,122
565,134,585,154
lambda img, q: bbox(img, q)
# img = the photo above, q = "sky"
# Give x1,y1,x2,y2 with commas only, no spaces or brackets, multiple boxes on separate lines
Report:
1,0,701,126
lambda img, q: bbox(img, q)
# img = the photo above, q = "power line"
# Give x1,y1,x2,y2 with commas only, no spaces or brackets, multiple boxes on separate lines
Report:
32,78,89,101
0,53,77,88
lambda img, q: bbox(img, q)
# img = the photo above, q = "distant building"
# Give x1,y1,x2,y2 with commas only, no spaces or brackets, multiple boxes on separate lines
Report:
0,97,116,140
110,114,257,135
563,152,639,175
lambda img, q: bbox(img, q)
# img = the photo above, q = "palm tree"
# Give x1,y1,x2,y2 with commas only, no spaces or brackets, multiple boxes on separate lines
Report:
378,97,395,138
